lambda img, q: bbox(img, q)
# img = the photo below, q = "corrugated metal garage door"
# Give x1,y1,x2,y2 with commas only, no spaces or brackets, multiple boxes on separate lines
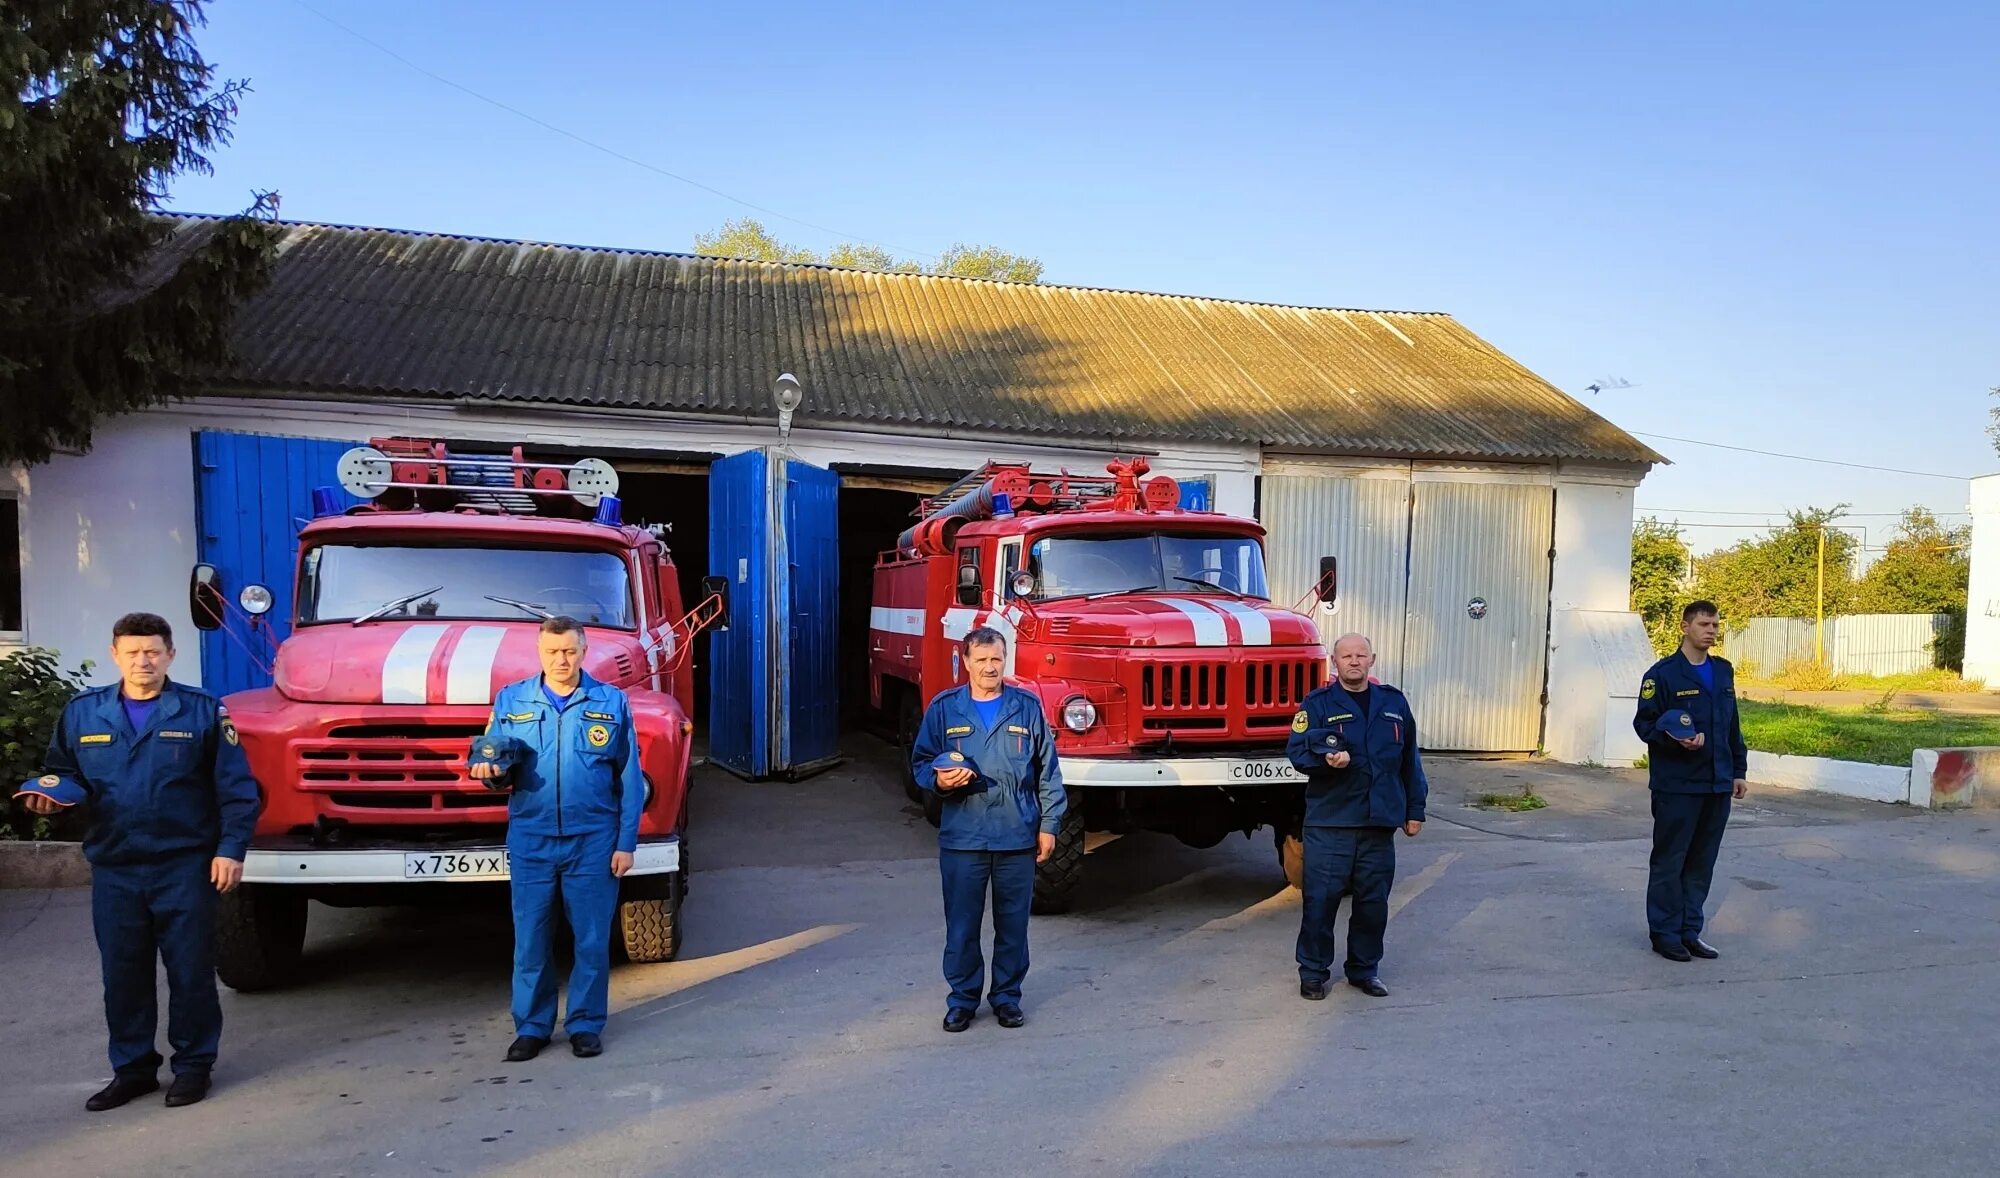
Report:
1259,467,1412,685
1400,479,1554,751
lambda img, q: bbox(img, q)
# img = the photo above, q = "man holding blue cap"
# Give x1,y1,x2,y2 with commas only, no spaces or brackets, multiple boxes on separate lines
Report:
470,616,643,1062
23,612,260,1111
1633,600,1748,963
911,626,1066,1033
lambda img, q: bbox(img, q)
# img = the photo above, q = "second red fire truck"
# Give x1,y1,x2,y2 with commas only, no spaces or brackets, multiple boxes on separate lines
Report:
871,458,1334,911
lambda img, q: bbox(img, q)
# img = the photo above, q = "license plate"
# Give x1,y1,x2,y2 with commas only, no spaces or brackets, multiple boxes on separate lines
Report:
1225,759,1303,783
403,850,510,880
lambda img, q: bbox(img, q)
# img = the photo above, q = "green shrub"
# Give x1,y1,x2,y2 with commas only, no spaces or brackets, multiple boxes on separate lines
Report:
0,648,92,840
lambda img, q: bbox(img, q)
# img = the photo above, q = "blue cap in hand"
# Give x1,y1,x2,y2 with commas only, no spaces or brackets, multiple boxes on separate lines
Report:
1656,709,1697,739
466,734,529,788
931,748,980,778
1304,727,1347,756
16,774,86,808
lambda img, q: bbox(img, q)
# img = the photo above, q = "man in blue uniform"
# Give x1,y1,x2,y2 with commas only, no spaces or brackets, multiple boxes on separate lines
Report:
470,616,644,1061
911,627,1067,1033
1286,633,1428,1000
23,613,260,1110
1633,600,1748,962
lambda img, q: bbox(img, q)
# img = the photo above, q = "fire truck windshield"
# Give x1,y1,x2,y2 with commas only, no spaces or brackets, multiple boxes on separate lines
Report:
298,544,635,628
1026,532,1270,601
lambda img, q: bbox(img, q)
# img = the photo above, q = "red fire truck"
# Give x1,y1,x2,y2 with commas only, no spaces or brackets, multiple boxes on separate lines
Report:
189,439,726,990
871,458,1333,911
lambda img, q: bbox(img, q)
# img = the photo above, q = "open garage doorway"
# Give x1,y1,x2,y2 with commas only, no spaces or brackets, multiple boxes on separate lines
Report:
833,468,950,734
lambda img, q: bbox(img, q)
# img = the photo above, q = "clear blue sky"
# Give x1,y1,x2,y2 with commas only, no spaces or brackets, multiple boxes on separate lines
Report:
166,1,2000,554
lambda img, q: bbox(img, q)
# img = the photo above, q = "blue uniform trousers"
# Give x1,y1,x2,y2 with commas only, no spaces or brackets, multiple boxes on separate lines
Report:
508,828,620,1038
1648,792,1731,940
940,848,1035,1012
91,852,221,1077
1296,826,1396,985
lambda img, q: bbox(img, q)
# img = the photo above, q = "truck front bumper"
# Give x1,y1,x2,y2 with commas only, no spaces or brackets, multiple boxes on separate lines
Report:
242,836,681,885
1058,755,1302,788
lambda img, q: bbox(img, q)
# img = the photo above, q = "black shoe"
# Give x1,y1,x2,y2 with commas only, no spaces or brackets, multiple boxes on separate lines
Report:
1300,980,1329,1001
1348,977,1390,998
1652,936,1693,962
85,1074,159,1112
1683,938,1719,959
505,1035,549,1062
569,1032,603,1058
942,1008,974,1033
164,1072,210,1108
993,1005,1025,1029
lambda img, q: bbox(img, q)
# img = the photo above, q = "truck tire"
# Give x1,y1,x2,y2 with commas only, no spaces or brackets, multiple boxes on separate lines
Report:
898,694,924,805
617,880,684,964
1275,824,1306,891
214,885,308,992
1031,802,1085,914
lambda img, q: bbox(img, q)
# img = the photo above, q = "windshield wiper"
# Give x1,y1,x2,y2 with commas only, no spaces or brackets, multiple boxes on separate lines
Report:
1086,584,1161,601
351,585,444,626
1173,575,1246,599
484,594,553,620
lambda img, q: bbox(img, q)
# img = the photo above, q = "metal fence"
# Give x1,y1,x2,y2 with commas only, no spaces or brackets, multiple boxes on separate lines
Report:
1725,613,1951,677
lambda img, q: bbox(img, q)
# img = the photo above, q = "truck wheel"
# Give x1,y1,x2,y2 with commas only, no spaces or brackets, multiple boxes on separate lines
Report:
898,694,924,805
214,885,308,992
617,879,684,964
1275,824,1306,891
1031,803,1085,914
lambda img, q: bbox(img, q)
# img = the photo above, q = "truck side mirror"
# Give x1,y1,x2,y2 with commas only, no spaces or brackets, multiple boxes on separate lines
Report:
1316,556,1338,604
190,564,225,631
701,574,730,630
956,563,983,607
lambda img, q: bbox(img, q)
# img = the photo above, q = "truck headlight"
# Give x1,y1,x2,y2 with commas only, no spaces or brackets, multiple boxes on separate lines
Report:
1061,696,1097,732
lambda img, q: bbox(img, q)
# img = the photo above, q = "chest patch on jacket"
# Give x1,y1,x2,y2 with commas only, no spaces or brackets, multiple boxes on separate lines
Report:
584,710,615,722
1325,712,1354,722
79,734,114,745
1007,724,1029,735
946,725,973,737
504,711,536,722
585,724,611,748
158,730,196,741
1676,689,1701,697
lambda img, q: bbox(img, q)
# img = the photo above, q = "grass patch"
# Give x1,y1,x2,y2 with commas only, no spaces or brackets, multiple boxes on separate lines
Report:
1476,790,1548,812
1742,662,1985,694
1739,699,2000,766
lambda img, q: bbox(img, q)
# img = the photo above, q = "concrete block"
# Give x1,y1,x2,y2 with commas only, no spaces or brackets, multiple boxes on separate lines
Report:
1911,746,2000,810
1746,750,1912,805
0,841,90,889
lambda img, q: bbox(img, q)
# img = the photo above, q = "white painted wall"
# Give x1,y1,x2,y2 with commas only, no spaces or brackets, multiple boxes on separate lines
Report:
1963,474,2000,684
1543,464,1650,764
14,396,1263,686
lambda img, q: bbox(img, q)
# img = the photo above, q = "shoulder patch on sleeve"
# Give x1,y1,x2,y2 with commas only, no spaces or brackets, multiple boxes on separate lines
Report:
1640,678,1657,700
1291,711,1309,733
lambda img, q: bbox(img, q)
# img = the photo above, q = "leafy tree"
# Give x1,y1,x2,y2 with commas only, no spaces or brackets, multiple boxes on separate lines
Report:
1630,517,1692,654
695,218,1042,282
1,0,280,466
1691,506,1857,623
1854,507,1970,614
692,217,819,265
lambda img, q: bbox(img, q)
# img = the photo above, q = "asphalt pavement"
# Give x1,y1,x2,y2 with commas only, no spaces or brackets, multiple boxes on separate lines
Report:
3,743,1997,1177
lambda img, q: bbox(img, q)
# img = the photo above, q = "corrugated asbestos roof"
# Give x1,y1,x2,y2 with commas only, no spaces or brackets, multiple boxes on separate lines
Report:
167,215,1659,464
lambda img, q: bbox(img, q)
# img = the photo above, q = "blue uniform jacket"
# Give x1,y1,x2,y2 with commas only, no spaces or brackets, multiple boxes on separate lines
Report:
911,685,1067,852
42,681,261,866
481,673,646,852
1633,652,1748,794
1285,682,1429,829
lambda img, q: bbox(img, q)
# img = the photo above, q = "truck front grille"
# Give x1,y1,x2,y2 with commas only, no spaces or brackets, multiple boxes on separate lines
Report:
295,722,505,821
1132,658,1323,739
